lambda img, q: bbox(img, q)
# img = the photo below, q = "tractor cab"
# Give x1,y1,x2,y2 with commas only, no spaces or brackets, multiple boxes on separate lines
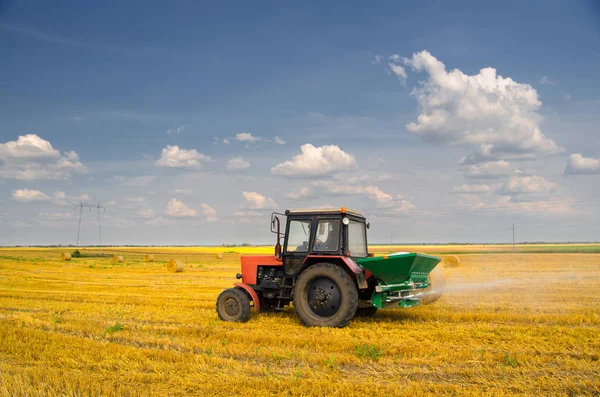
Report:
272,208,369,276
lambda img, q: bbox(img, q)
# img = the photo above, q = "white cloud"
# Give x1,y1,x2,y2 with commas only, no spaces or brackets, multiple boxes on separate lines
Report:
372,55,383,64
166,198,198,217
136,209,155,218
539,76,558,86
155,145,210,168
452,184,492,194
223,138,230,144
564,153,600,175
0,134,60,159
271,144,357,177
169,189,193,195
388,63,407,81
402,50,563,164
287,179,408,208
201,203,218,222
167,126,184,135
234,210,262,217
0,134,88,180
12,189,51,202
235,132,261,143
242,191,278,209
499,175,558,201
273,136,286,145
227,157,251,170
463,160,514,179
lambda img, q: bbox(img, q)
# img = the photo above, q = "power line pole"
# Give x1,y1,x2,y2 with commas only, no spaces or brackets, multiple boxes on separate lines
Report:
76,202,84,247
511,223,516,251
74,202,105,250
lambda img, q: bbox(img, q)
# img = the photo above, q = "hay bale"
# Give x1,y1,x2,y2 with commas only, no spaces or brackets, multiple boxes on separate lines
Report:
167,259,184,273
61,253,72,261
113,255,124,263
442,255,460,268
216,254,223,259
144,254,155,262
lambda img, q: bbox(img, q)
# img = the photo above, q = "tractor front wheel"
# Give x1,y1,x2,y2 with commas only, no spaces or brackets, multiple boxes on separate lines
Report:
293,263,358,328
216,288,251,322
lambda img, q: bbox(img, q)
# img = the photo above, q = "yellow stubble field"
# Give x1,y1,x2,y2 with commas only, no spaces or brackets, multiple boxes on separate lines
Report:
0,245,599,396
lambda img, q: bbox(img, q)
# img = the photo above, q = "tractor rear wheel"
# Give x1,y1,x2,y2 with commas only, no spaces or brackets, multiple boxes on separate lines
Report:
293,263,358,328
216,288,251,322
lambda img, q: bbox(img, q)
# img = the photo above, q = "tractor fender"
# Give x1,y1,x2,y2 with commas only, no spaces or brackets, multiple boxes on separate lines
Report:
234,283,260,312
302,255,368,289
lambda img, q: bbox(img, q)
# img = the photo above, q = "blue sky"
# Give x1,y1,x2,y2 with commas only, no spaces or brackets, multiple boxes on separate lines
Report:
1,0,599,245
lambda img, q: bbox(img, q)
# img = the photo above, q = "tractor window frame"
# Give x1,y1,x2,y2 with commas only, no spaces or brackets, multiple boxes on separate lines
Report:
284,219,312,253
312,218,341,252
347,220,368,257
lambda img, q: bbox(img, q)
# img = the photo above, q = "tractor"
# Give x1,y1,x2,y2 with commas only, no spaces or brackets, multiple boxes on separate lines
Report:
216,207,444,328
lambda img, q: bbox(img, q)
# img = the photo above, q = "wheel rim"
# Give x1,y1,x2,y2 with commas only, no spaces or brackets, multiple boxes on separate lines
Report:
306,276,341,318
223,296,240,318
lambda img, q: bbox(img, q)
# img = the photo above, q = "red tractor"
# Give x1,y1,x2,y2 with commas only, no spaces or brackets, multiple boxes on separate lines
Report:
216,208,443,328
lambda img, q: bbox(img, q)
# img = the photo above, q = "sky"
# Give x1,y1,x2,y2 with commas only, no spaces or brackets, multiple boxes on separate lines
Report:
1,0,600,246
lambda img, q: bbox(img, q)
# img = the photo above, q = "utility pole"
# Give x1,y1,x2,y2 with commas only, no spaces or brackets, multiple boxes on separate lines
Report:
76,203,84,247
511,223,516,251
74,202,105,250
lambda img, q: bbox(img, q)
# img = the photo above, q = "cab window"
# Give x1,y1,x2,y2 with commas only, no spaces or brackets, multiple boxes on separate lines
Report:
348,220,367,257
313,219,341,252
286,220,311,253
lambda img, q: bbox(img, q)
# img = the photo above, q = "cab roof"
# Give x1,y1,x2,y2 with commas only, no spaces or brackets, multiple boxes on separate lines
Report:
285,208,365,218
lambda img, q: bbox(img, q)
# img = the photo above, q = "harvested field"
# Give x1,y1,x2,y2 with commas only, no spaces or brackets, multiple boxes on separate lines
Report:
0,245,599,396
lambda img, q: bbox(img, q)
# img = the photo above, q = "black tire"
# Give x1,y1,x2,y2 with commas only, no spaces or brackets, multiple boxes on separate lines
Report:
216,288,251,322
292,263,358,328
355,306,378,318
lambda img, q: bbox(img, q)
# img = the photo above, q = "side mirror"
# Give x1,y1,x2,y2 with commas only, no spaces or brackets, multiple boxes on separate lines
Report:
366,222,370,229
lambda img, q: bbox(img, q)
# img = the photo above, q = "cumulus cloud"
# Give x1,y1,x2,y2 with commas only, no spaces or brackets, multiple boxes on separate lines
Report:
539,76,558,86
388,63,407,81
0,134,88,180
227,157,251,170
12,189,51,202
564,153,600,175
463,160,514,179
499,175,558,201
136,209,155,218
242,191,278,209
452,184,492,194
201,203,218,222
236,132,261,143
271,144,357,177
167,126,184,135
273,136,286,145
286,179,412,209
372,55,383,64
401,50,563,164
12,189,88,206
156,145,210,168
166,198,198,217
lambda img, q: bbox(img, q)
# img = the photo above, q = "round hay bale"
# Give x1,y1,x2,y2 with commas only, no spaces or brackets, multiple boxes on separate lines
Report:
442,255,460,268
167,259,184,273
216,254,223,259
144,254,155,262
61,253,72,261
113,255,124,263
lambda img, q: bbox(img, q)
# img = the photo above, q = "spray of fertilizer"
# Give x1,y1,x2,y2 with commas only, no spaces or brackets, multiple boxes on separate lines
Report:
415,279,514,299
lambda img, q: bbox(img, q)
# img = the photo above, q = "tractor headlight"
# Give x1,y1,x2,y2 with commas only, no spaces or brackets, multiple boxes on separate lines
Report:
342,217,349,225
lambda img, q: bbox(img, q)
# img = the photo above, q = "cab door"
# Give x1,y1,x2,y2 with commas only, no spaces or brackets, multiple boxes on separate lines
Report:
283,217,312,275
